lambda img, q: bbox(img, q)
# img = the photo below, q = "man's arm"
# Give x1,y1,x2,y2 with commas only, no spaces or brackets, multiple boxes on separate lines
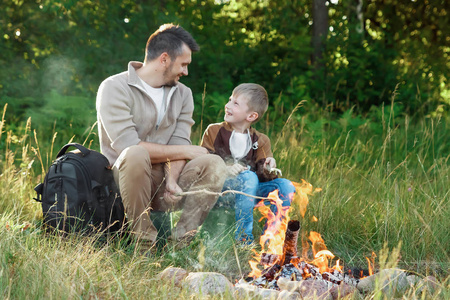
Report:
137,141,208,163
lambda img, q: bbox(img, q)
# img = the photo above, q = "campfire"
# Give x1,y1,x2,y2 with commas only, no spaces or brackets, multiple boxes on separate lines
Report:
157,181,442,299
244,182,368,291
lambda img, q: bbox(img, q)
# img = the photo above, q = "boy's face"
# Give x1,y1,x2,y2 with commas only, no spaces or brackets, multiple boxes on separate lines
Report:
224,93,255,125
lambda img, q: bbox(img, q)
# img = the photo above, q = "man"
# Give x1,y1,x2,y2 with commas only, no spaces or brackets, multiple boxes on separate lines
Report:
96,24,226,252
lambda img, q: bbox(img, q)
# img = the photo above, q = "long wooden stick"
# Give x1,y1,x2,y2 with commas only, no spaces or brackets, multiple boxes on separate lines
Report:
175,189,269,200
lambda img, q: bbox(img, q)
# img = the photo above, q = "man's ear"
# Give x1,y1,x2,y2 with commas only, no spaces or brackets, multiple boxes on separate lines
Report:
159,52,171,66
247,112,258,122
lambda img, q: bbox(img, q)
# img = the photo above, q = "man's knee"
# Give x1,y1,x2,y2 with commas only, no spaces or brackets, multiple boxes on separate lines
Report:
116,145,150,171
195,154,227,185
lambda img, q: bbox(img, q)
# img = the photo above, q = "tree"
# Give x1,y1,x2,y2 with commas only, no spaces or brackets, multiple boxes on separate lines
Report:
312,0,328,74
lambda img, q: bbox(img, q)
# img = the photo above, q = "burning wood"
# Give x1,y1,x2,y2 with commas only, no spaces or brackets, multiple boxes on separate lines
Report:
282,220,300,265
247,219,362,290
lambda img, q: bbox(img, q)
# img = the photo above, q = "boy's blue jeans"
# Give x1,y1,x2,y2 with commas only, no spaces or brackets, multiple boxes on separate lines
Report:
222,170,296,243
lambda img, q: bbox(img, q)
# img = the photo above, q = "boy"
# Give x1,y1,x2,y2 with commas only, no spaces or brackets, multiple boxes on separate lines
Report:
201,83,295,244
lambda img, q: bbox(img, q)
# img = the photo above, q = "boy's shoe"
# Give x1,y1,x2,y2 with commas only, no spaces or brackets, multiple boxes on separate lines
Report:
169,229,198,250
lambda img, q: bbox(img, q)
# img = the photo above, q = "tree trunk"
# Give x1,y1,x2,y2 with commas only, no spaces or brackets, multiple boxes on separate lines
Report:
312,0,328,72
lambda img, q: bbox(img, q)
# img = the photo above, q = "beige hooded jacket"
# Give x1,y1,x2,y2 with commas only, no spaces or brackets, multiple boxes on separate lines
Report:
96,61,195,165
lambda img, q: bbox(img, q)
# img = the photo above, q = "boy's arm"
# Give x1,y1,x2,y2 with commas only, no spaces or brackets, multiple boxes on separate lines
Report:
255,134,279,181
200,125,217,153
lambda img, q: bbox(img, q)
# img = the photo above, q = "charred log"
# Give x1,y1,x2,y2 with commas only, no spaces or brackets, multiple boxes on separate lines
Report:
260,253,280,266
261,264,281,281
282,220,300,265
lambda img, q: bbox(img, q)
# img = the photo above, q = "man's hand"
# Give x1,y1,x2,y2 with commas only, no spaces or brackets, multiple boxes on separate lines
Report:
164,178,183,206
185,145,209,160
163,159,186,205
227,163,247,177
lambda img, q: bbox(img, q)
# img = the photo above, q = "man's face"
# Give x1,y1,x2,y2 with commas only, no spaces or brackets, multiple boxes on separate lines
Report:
224,93,253,125
163,44,192,86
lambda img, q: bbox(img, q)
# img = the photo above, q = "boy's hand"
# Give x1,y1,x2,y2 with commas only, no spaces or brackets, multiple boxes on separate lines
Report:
264,157,282,176
227,163,247,177
264,157,277,169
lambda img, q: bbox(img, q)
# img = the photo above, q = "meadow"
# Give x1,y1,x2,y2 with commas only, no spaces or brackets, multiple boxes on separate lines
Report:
0,97,448,299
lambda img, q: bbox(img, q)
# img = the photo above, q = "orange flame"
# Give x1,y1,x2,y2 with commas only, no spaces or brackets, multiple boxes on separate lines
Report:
291,180,313,218
333,259,343,272
312,250,335,273
248,260,262,278
248,190,290,277
365,251,376,276
247,179,376,279
256,190,290,255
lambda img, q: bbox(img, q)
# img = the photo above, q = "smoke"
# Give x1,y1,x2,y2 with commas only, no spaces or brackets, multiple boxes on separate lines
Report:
41,55,81,94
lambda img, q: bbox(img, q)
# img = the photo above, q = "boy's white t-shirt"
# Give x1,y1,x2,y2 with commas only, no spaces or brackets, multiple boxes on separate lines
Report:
140,78,165,126
229,130,252,162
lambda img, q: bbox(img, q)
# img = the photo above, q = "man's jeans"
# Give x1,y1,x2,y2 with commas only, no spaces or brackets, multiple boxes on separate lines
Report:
222,170,296,242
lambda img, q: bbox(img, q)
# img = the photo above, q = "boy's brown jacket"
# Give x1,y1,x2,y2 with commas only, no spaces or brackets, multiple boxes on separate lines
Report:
201,121,277,182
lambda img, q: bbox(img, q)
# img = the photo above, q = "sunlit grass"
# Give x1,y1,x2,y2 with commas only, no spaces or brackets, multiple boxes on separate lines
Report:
0,102,449,299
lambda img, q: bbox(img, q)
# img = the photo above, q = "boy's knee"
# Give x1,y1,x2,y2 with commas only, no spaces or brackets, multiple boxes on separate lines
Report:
238,170,259,186
274,178,296,205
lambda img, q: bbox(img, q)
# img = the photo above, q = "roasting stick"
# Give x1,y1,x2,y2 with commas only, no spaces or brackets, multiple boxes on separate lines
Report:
175,189,269,200
175,166,283,199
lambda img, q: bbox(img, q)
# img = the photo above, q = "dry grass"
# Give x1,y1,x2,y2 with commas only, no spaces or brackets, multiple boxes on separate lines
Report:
0,102,448,299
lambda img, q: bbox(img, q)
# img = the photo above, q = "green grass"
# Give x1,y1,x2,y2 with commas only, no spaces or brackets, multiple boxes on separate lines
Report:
0,102,449,299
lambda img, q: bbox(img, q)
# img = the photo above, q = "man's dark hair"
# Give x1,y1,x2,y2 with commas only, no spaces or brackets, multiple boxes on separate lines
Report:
145,24,200,62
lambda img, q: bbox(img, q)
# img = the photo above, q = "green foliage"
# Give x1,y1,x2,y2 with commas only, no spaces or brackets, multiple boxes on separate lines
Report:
1,0,448,123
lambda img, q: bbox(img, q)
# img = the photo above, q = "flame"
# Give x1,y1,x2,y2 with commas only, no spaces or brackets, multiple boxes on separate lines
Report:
333,259,343,272
248,260,262,278
246,179,376,280
365,251,376,276
308,231,327,255
248,190,290,277
291,180,313,218
256,190,290,255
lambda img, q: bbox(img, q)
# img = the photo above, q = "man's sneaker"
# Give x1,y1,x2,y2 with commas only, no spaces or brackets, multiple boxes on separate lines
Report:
137,240,157,257
169,229,198,250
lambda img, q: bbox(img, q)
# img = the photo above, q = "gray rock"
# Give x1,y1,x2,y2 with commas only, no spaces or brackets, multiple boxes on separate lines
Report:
257,288,280,299
329,282,357,299
183,272,234,296
356,268,408,297
417,276,439,295
234,281,259,299
278,290,301,300
406,275,421,288
155,267,188,287
277,277,302,292
298,280,332,300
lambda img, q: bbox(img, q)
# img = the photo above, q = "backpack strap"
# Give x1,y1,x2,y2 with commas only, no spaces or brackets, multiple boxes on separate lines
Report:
57,143,90,158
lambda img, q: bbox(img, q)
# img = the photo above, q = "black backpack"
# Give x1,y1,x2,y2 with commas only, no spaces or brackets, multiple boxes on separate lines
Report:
34,143,125,234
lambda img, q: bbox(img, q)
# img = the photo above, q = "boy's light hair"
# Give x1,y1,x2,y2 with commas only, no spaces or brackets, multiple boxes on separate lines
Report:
233,83,268,123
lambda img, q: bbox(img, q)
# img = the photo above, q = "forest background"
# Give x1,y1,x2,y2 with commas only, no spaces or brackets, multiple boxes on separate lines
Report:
0,0,449,298
2,0,449,142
